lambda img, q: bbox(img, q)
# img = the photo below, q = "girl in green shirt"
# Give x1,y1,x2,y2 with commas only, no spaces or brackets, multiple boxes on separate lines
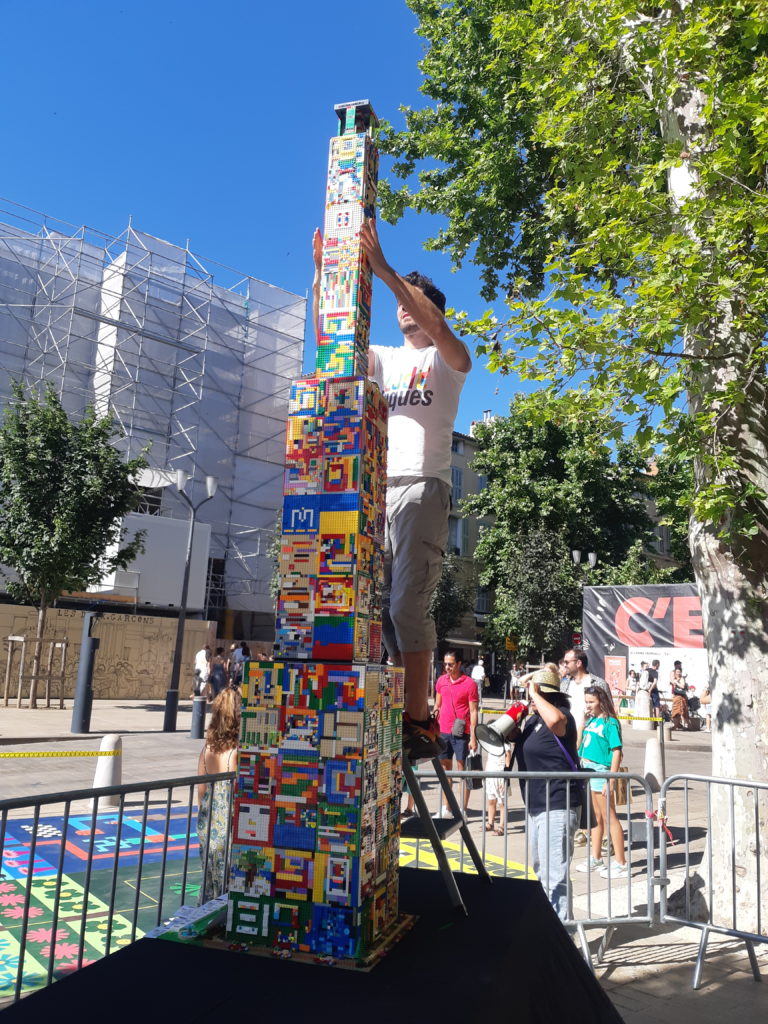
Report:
578,686,628,878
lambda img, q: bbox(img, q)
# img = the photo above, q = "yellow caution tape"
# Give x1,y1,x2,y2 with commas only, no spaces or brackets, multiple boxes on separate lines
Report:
480,709,663,723
0,750,122,758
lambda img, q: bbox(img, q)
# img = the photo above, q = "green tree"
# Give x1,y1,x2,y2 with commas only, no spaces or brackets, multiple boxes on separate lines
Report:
464,393,687,660
465,394,657,564
0,385,147,706
429,552,475,644
382,0,768,925
483,525,580,661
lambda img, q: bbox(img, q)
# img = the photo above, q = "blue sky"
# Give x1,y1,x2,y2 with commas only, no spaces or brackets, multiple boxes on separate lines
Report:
0,0,524,433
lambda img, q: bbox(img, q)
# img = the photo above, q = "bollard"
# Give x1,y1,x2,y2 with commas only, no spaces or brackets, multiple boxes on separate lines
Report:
633,689,651,729
644,735,664,792
190,695,207,740
89,734,122,811
71,611,101,733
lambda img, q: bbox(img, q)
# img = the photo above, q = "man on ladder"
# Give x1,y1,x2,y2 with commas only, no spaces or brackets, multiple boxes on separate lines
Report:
356,223,490,910
315,218,471,761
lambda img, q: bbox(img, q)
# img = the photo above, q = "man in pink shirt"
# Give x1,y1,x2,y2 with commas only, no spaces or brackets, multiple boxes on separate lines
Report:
433,650,479,814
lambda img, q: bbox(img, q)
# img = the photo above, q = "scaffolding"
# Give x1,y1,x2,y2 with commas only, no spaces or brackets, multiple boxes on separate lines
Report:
0,197,306,629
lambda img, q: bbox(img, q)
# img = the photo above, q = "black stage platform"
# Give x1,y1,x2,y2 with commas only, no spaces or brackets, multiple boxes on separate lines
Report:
3,869,623,1023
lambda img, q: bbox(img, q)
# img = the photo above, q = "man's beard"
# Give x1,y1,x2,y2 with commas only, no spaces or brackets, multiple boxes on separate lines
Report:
400,320,420,335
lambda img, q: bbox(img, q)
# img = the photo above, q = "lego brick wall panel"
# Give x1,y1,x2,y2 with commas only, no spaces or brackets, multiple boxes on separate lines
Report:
228,659,401,956
276,380,387,664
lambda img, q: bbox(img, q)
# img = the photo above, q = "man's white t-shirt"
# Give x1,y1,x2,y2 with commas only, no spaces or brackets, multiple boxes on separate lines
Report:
566,674,610,733
471,664,486,686
369,344,467,484
194,647,209,681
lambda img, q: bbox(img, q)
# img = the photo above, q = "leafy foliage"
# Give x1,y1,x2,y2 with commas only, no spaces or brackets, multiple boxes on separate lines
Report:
463,393,689,658
0,384,148,611
464,394,656,564
482,525,580,659
381,0,768,557
429,552,476,643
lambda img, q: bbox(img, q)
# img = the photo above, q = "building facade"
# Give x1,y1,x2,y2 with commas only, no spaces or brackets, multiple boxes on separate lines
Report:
0,199,306,639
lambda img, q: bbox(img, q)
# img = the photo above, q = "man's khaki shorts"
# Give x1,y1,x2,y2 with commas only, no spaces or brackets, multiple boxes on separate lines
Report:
382,476,450,656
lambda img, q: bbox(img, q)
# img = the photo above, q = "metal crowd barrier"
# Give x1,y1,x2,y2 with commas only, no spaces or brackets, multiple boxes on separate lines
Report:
0,772,235,1005
408,767,656,965
659,773,767,988
3,768,762,1002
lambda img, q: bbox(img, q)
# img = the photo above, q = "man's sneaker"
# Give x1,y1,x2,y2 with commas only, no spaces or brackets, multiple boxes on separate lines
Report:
573,830,588,847
576,856,604,873
400,808,415,820
402,713,447,762
599,861,628,879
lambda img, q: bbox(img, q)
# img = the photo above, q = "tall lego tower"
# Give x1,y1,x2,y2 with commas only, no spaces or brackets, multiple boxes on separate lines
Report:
226,101,405,962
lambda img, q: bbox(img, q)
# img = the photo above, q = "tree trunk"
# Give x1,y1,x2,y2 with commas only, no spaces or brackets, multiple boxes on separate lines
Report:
28,600,47,709
690,516,768,933
661,71,768,934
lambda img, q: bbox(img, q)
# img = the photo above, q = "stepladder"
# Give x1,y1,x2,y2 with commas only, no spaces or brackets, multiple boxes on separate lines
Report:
400,753,491,915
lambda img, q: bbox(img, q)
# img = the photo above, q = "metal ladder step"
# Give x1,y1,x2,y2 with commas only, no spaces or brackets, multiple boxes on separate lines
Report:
401,753,491,915
399,815,463,841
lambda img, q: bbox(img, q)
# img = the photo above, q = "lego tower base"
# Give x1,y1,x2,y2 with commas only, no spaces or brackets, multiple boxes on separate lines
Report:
211,909,416,971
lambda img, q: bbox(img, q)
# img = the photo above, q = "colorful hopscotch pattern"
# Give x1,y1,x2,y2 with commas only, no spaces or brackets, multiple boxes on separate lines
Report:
278,375,387,662
226,100,405,962
315,101,378,379
0,871,138,998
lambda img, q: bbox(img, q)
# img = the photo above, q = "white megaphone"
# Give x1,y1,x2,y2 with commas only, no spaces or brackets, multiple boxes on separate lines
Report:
475,701,529,755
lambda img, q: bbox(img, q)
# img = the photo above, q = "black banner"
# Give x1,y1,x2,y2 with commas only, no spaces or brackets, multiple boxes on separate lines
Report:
582,584,707,696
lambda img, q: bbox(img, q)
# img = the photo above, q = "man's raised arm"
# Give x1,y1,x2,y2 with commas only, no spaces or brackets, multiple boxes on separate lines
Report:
359,219,471,373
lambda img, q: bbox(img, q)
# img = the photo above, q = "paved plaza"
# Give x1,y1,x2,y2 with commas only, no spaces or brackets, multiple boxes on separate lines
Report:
1,698,765,1020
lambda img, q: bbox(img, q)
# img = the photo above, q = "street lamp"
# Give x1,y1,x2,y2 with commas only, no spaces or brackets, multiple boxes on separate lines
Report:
162,471,217,733
572,550,598,569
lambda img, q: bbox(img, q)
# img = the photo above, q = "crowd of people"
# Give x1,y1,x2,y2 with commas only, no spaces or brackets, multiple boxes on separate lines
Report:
191,641,251,701
620,658,706,729
413,647,634,919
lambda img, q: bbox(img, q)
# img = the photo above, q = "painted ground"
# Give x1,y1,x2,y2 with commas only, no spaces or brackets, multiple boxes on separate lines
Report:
0,808,533,1001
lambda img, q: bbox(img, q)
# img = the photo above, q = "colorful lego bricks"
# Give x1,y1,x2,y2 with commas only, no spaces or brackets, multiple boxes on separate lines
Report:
227,661,402,958
315,103,378,379
226,101,403,964
278,376,387,663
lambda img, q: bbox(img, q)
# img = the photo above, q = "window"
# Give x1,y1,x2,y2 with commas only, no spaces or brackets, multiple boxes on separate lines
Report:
451,466,463,504
448,516,461,555
448,515,470,556
451,437,464,454
654,523,671,556
475,586,492,615
135,487,162,515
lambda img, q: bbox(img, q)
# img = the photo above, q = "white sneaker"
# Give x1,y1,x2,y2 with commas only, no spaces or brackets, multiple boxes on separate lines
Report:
576,857,603,873
599,861,628,878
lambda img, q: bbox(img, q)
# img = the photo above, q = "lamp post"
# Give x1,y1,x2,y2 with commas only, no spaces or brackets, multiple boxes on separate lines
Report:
163,471,217,733
572,549,598,569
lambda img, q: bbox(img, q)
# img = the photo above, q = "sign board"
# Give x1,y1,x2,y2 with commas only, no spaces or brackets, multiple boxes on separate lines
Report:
582,584,707,696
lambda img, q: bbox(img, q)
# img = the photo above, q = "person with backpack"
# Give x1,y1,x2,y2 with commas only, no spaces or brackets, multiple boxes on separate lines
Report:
578,686,628,879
